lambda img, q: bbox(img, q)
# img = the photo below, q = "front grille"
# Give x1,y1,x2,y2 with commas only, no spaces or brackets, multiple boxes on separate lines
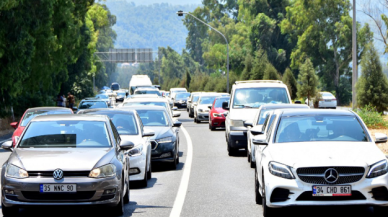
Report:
297,167,365,185
22,191,95,201
296,191,366,201
150,140,158,150
28,171,90,177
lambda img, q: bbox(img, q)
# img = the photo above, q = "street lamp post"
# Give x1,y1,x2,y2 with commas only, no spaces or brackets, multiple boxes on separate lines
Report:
177,11,230,93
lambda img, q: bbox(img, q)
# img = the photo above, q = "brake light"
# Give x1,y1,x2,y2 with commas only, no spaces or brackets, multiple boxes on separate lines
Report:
333,98,337,101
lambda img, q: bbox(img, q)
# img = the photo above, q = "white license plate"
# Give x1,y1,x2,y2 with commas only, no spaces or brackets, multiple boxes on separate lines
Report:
40,184,77,193
313,185,351,196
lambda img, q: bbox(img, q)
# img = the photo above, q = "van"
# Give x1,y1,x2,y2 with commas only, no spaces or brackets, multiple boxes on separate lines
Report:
129,75,153,95
111,82,120,91
222,80,291,156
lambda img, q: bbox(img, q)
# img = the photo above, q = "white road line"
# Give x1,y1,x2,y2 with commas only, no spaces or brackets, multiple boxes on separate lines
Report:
169,126,193,217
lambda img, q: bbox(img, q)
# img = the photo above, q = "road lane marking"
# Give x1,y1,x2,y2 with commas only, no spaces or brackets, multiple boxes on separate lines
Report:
169,126,193,217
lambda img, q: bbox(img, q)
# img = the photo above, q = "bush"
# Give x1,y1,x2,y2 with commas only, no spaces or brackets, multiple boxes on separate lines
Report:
356,105,388,129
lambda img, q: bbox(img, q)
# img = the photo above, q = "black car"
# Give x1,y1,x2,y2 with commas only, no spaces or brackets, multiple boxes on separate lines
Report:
174,92,191,108
120,105,182,169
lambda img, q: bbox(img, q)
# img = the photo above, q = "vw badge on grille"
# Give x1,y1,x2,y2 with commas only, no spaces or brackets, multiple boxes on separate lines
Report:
53,169,64,180
324,168,338,183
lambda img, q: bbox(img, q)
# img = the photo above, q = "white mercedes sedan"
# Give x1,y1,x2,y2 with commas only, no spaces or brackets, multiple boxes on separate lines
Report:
253,109,388,216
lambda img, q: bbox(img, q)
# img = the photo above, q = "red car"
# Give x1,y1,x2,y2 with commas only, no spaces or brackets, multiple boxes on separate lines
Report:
10,107,73,146
209,96,230,131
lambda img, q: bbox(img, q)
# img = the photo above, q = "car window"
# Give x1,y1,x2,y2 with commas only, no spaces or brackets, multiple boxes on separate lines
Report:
103,113,138,135
134,90,161,96
19,121,111,148
20,110,73,126
136,110,170,126
199,96,216,104
96,94,109,99
123,101,168,110
266,115,277,141
110,120,120,144
232,87,289,108
275,115,368,143
137,113,144,134
193,95,200,103
79,101,107,109
175,93,191,100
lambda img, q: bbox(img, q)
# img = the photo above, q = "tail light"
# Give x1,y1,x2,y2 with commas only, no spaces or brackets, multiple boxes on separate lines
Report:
333,98,337,101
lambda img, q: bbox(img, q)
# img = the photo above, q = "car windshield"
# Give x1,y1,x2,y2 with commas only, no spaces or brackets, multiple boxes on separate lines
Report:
275,115,368,143
123,102,168,110
19,121,111,148
111,84,120,90
232,88,289,108
79,101,107,109
192,95,200,102
21,110,72,126
96,94,109,99
117,92,126,97
257,109,274,125
199,96,217,105
214,98,230,108
322,93,334,97
134,90,161,96
136,110,170,126
176,93,190,100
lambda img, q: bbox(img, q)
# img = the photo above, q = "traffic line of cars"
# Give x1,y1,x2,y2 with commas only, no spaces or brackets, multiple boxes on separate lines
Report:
2,83,183,216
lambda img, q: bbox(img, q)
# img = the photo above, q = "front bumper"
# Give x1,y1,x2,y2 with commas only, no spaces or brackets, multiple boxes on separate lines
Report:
2,176,121,207
264,170,388,208
210,116,226,127
197,112,209,121
174,102,187,108
129,153,146,181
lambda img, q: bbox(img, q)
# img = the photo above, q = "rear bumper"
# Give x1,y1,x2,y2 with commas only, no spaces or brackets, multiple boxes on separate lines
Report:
197,112,209,121
229,131,247,149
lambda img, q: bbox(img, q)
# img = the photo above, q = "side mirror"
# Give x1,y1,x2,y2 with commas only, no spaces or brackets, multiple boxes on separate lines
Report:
173,121,182,127
188,100,192,103
10,122,18,129
143,129,155,137
251,125,264,135
222,101,229,110
252,135,268,146
2,141,13,151
72,107,78,111
375,133,388,144
294,100,302,104
244,120,253,128
208,105,212,109
173,111,181,117
120,140,135,150
173,107,178,111
126,92,129,96
223,112,228,117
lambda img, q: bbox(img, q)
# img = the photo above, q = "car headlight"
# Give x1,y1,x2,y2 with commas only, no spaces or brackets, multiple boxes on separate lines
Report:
198,109,203,112
128,144,144,156
89,164,116,178
367,160,388,178
156,136,173,143
268,162,295,179
213,113,222,117
6,164,28,179
230,119,244,127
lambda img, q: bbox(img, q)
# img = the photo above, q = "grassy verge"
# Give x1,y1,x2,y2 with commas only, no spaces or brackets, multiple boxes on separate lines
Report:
356,105,388,129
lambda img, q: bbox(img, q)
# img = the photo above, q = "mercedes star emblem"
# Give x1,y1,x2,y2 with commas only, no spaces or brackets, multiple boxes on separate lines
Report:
324,168,339,184
53,169,64,180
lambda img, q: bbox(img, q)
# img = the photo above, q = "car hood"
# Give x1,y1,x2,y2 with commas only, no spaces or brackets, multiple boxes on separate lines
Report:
229,108,259,122
197,104,211,110
212,107,226,113
267,142,385,168
14,148,112,171
145,126,173,140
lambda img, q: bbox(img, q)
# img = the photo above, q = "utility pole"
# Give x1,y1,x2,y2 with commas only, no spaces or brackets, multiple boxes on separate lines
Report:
177,11,230,93
352,0,357,109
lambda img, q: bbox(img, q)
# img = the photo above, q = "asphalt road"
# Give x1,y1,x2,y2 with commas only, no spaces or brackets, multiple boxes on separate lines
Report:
0,110,386,216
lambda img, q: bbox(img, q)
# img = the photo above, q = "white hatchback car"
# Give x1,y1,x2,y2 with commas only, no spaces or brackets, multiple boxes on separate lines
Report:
254,109,388,216
305,92,337,109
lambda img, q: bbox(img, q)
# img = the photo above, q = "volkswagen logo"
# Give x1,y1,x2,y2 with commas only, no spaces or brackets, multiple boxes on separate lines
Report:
53,169,64,180
324,168,339,184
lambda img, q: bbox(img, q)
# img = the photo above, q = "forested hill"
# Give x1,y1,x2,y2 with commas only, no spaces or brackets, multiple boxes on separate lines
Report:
104,1,199,52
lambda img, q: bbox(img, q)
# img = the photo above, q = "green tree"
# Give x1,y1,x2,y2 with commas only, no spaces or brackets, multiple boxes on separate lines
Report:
297,59,318,102
282,68,298,99
263,64,280,80
356,43,388,113
185,70,191,88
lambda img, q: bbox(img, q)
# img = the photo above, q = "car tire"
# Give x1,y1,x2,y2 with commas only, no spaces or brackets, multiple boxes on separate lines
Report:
250,159,256,168
262,176,275,217
140,162,148,188
112,184,125,216
209,123,215,131
147,160,152,180
227,138,238,156
170,149,178,170
2,204,18,217
247,148,251,162
255,167,262,205
124,177,130,204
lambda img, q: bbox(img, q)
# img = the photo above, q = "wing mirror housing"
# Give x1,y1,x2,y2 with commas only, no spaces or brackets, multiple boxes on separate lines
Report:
188,100,192,103
173,111,181,117
375,133,388,144
10,122,18,129
173,121,182,127
120,140,134,150
243,120,253,128
143,129,155,137
251,125,264,135
2,141,13,151
222,101,229,110
252,135,268,146
72,107,78,111
172,107,178,111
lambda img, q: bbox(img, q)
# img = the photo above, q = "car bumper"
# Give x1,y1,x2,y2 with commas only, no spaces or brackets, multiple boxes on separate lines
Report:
264,171,388,208
210,117,225,127
174,102,187,108
229,130,247,149
318,101,337,108
2,176,121,207
129,153,146,181
151,141,176,163
197,112,209,121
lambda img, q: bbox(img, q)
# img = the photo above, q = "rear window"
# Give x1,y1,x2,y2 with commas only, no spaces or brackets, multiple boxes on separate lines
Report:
123,102,168,110
21,110,72,126
232,87,289,108
79,101,108,109
134,90,161,96
111,83,120,90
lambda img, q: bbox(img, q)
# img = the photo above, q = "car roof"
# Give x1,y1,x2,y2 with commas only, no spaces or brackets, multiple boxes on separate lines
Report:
233,80,287,88
26,107,72,112
277,109,354,117
126,97,167,102
31,114,109,122
135,87,159,91
81,99,106,102
119,105,167,111
260,104,309,109
128,94,160,99
78,108,135,115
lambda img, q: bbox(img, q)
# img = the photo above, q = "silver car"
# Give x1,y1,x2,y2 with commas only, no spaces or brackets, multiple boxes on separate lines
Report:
1,115,132,216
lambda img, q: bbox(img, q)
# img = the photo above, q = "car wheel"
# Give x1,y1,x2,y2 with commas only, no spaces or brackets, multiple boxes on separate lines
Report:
247,147,251,162
112,183,125,216
124,177,130,204
209,123,215,131
262,176,275,217
2,204,18,217
140,162,148,188
255,167,262,205
227,138,238,156
250,159,256,168
147,160,152,180
170,149,178,170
